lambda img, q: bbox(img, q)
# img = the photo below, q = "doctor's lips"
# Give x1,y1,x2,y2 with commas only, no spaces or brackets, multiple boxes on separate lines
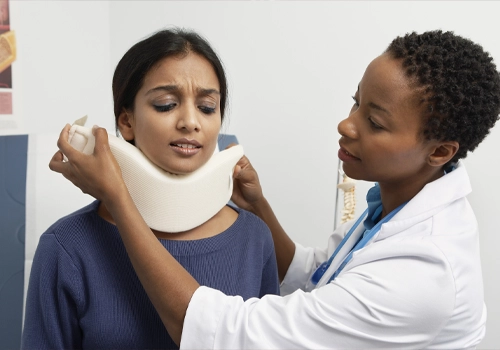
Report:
338,146,360,162
170,138,202,155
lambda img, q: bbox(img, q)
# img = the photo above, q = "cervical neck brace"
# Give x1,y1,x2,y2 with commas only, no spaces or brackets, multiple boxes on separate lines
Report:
67,125,244,233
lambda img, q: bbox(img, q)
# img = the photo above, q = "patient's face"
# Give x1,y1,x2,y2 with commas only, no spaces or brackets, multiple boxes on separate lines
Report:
124,52,222,175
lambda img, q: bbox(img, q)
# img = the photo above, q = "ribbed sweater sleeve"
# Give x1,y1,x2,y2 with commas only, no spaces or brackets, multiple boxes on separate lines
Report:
22,233,84,349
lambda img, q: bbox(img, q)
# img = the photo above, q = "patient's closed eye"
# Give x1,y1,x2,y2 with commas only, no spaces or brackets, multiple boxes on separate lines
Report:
199,105,216,114
154,103,177,112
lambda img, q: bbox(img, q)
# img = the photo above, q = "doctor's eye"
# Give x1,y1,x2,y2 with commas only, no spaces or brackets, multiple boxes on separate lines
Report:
351,96,359,107
349,96,360,114
368,117,384,130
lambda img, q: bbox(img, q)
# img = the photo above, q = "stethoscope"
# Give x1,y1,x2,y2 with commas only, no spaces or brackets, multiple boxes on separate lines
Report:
310,200,407,286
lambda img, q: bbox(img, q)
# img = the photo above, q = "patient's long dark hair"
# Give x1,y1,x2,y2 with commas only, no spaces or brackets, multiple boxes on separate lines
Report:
112,27,228,135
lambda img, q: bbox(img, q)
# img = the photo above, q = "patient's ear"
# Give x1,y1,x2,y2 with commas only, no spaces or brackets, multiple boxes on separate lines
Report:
428,141,459,167
117,110,135,141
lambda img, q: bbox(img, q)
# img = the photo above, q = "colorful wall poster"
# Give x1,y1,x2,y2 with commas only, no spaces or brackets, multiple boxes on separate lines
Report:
0,0,20,132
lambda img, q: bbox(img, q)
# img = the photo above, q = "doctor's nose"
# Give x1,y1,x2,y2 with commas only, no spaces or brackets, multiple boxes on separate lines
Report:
176,106,201,132
337,115,358,140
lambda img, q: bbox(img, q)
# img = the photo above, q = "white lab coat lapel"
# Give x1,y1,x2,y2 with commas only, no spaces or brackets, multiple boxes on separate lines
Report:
315,215,368,288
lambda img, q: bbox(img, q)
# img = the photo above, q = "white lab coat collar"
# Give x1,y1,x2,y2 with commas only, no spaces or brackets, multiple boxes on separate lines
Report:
376,161,471,241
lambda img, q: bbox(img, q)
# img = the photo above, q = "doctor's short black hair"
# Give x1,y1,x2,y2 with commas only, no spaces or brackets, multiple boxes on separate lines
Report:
386,30,500,163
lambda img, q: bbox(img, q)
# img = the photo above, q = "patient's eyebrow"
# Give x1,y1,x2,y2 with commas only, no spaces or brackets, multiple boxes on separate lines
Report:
197,88,220,96
145,85,220,96
146,85,178,95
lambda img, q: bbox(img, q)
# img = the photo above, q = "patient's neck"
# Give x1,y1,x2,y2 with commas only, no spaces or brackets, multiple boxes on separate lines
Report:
97,202,238,241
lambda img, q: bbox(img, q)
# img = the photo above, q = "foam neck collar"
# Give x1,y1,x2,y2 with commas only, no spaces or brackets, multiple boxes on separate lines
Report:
67,125,244,232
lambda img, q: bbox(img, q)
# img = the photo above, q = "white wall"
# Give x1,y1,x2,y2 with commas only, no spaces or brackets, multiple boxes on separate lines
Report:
13,1,500,348
13,0,114,239
12,0,113,324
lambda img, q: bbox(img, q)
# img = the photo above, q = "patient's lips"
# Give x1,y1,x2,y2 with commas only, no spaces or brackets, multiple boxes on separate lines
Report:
170,138,202,156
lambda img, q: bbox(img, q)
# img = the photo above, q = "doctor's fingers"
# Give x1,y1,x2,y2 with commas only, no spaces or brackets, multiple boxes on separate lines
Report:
91,126,113,155
48,149,65,174
234,155,257,179
51,124,95,186
49,149,97,194
56,123,120,180
55,124,76,159
231,155,265,206
55,124,111,161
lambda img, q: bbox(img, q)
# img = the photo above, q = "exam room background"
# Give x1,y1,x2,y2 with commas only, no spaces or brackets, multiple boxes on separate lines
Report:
6,1,500,348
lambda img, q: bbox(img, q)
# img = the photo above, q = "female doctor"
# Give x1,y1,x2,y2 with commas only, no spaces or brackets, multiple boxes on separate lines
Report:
50,30,500,348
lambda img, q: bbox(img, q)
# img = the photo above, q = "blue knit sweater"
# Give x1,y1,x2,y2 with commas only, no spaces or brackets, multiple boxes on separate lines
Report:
22,201,279,349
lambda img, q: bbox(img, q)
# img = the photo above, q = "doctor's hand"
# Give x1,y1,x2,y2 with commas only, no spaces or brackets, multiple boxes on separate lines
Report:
49,124,128,207
230,151,266,213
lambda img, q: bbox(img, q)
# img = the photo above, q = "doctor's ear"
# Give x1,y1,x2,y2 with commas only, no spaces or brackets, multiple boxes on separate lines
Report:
117,109,135,141
428,141,459,167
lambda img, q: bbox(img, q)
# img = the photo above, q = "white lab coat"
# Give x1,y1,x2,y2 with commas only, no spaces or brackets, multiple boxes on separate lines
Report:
181,162,486,349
